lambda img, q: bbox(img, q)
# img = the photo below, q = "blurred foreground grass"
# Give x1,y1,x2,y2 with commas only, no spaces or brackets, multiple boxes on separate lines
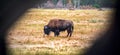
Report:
7,9,113,55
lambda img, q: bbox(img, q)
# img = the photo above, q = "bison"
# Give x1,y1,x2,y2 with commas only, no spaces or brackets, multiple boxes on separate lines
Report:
43,19,74,37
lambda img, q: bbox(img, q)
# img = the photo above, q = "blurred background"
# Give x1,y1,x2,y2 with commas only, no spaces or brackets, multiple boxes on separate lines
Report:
7,0,114,55
34,0,114,9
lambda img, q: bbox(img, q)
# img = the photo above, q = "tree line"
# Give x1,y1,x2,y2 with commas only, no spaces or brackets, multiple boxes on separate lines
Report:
34,0,115,9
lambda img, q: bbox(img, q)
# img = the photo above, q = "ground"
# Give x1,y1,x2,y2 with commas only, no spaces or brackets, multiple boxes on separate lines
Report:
7,9,112,55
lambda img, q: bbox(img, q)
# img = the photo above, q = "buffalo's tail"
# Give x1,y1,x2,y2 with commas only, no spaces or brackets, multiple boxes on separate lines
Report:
71,25,74,32
71,21,74,32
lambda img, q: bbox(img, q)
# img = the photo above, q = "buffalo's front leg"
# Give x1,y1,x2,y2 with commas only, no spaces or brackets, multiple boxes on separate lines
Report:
54,30,60,37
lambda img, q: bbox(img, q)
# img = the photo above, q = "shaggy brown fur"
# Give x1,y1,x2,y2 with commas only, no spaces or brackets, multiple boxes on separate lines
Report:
44,19,74,37
47,19,73,28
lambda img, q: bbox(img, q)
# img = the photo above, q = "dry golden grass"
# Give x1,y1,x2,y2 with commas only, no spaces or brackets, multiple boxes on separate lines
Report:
7,9,113,55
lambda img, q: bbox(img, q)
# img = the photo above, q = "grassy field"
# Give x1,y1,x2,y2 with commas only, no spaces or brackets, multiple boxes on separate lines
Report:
7,9,112,55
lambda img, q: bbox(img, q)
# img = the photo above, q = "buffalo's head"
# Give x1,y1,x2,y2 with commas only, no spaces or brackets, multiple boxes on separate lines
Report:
44,25,51,35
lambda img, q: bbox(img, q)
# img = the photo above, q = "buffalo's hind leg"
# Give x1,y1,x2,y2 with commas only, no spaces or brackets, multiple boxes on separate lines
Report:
69,31,73,37
67,26,73,40
67,27,73,37
67,28,71,37
67,30,70,37
67,31,73,40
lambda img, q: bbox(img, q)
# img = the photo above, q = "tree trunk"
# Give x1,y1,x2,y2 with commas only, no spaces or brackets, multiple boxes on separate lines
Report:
56,0,64,8
67,0,73,9
45,0,55,8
